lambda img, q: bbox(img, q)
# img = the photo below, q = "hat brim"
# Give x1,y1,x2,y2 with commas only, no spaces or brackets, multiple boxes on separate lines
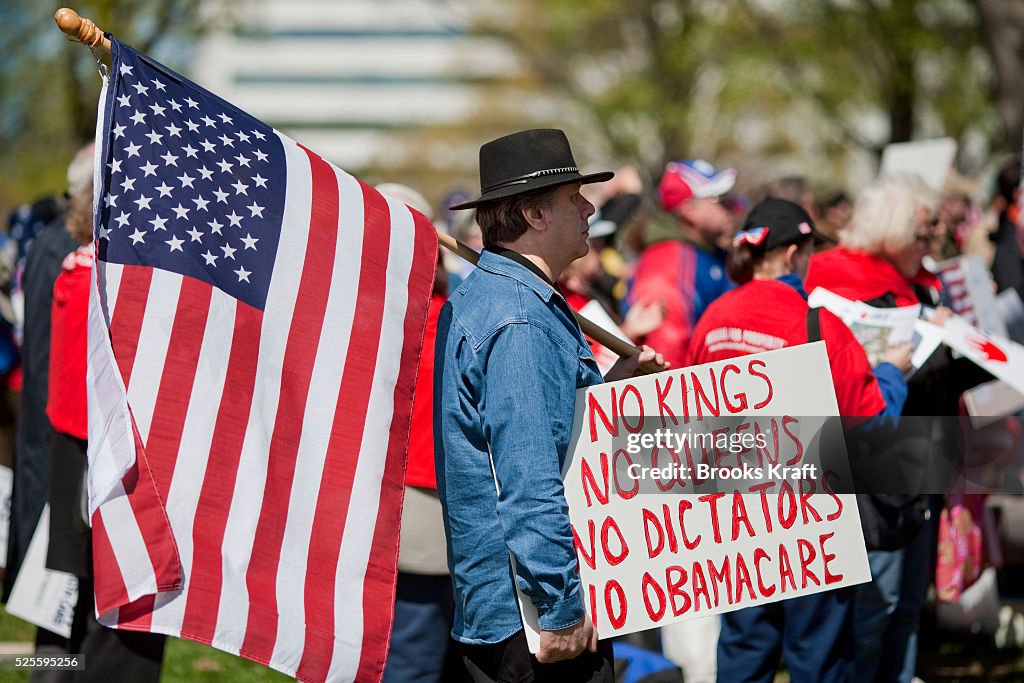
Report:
450,170,614,210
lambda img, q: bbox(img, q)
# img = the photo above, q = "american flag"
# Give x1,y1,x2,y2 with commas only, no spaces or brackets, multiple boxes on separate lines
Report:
87,38,437,682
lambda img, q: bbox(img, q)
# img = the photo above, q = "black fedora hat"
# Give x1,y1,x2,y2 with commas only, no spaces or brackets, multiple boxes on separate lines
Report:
450,129,614,210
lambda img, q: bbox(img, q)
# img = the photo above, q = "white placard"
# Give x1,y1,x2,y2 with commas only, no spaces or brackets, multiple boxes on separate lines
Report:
962,380,1024,429
517,343,870,650
940,317,1024,396
808,288,923,366
6,506,79,638
879,138,957,193
579,300,631,375
933,256,1008,338
0,465,12,568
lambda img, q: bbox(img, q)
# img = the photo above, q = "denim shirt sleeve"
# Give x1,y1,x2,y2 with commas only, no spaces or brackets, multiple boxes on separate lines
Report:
479,321,585,631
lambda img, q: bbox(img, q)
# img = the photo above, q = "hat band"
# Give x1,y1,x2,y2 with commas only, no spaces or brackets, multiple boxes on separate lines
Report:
482,166,579,194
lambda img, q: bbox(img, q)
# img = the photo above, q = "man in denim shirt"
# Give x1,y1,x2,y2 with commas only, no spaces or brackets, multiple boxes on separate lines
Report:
435,129,665,682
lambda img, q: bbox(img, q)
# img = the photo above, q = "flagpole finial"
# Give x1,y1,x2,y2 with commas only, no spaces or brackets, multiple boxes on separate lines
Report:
55,8,111,54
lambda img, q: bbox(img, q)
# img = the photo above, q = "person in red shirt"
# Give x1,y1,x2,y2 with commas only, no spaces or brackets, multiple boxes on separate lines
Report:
687,197,911,683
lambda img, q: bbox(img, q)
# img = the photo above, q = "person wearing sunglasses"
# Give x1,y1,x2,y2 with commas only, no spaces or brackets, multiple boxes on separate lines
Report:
686,197,912,683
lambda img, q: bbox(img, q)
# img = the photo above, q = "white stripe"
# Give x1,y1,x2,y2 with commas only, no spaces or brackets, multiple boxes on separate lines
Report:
97,483,158,603
147,288,237,637
87,262,137,513
327,193,416,681
97,260,123,323
268,165,365,672
125,269,182,446
213,133,313,655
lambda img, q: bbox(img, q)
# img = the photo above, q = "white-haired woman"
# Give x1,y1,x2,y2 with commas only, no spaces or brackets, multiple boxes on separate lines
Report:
806,173,990,683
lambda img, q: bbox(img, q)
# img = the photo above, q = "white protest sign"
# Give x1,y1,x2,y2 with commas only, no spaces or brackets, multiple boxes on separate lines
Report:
516,343,870,649
579,299,631,375
6,506,79,637
879,137,957,193
0,465,11,568
933,256,1008,338
940,317,1024,396
808,288,923,365
963,379,1024,429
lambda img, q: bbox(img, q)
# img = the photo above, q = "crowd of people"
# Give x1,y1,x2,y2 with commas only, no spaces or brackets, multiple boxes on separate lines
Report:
1,128,1022,683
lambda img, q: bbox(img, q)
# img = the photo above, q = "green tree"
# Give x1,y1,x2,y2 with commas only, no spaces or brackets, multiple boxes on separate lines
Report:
0,1,221,215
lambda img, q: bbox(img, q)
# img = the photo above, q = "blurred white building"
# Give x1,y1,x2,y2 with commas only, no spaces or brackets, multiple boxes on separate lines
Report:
192,0,519,173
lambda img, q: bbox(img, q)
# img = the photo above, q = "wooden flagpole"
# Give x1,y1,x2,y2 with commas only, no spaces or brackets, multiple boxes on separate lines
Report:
55,7,661,374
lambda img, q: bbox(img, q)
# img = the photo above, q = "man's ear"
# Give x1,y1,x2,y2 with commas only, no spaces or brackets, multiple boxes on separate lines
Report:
522,204,548,232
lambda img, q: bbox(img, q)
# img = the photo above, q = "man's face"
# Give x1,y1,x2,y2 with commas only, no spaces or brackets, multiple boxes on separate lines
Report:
543,182,596,262
678,195,733,241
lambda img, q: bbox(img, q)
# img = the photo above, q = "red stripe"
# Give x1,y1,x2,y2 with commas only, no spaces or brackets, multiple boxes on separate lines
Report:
355,211,438,681
117,594,156,631
179,301,263,644
91,509,132,615
295,181,393,682
143,278,213,499
239,148,340,664
108,265,154,386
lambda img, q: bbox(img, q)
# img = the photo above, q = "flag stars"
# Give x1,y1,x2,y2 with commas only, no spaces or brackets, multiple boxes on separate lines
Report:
171,204,190,220
184,97,199,109
130,82,149,96
208,219,224,235
185,119,200,133
117,94,131,108
104,193,117,208
134,195,153,211
232,180,249,196
178,173,195,188
140,161,158,177
236,131,250,143
221,243,237,260
115,211,131,228
253,174,268,188
151,79,166,92
198,166,214,181
216,159,233,174
241,233,259,250
218,134,235,148
192,196,210,212
187,227,204,242
144,130,163,145
99,226,111,240
119,63,133,76
125,142,142,158
148,102,166,117
168,100,182,113
155,181,173,197
235,154,250,168
202,250,218,266
212,188,229,203
182,144,199,158
108,158,123,174
166,122,181,138
160,151,179,167
200,139,216,153
218,113,233,125
113,123,127,139
226,211,243,228
129,110,147,125
254,150,269,163
252,130,266,140
165,235,184,252
200,115,217,127
119,176,136,192
149,215,168,231
130,228,146,245
235,266,251,283
247,202,264,218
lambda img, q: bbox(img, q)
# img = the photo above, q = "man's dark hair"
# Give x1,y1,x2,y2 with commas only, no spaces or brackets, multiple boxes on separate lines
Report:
476,185,562,249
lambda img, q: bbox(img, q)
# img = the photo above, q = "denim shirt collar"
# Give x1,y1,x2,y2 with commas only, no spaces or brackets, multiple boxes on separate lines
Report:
476,249,556,303
777,272,809,300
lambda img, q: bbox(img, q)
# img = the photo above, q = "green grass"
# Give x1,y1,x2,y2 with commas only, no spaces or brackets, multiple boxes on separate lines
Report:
0,609,292,682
